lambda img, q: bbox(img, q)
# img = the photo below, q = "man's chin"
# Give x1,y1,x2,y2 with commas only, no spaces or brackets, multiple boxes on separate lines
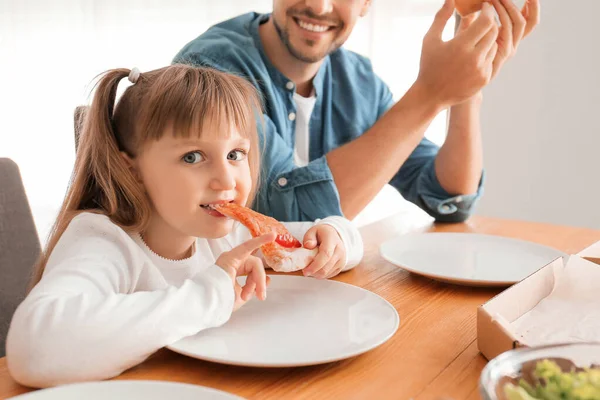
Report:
290,48,329,63
286,40,333,63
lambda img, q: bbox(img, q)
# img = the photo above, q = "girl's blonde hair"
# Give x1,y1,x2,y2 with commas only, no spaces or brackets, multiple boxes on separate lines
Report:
30,64,263,288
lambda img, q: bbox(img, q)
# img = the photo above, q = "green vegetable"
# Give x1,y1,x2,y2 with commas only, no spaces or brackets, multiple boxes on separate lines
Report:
505,384,539,400
503,359,600,400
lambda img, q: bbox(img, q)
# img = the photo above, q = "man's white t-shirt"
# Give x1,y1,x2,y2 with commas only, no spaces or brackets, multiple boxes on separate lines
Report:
293,91,317,167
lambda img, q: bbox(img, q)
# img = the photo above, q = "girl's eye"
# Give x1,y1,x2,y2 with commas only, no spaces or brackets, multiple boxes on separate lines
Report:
227,149,247,161
182,151,204,164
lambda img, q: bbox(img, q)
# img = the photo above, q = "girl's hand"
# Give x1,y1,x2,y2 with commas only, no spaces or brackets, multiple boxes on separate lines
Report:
216,232,276,311
301,225,346,280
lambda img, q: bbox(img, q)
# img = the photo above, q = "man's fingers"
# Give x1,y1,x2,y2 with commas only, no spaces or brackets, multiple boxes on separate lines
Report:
499,0,526,45
522,0,540,38
486,42,499,65
459,2,497,46
475,23,499,54
427,0,456,40
490,0,513,52
457,12,478,33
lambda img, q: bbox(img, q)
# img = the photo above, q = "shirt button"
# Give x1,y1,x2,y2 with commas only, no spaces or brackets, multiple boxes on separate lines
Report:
285,81,294,90
278,177,288,187
288,112,296,121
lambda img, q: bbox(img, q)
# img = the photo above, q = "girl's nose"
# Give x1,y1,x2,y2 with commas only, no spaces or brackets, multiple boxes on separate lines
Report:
209,163,236,191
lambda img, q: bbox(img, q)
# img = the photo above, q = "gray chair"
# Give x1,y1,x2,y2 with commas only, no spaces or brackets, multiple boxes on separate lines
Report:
0,158,41,357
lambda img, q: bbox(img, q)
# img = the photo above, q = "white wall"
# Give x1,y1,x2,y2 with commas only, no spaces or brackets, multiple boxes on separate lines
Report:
476,0,600,229
0,0,449,241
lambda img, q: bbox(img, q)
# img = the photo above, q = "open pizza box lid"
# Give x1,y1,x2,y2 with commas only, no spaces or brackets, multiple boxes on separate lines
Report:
477,253,600,360
577,240,600,264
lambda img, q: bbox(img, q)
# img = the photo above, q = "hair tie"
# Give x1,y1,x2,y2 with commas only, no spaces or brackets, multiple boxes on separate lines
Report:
128,67,141,84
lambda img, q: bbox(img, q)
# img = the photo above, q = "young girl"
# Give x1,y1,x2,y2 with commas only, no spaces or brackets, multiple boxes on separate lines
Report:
6,65,363,388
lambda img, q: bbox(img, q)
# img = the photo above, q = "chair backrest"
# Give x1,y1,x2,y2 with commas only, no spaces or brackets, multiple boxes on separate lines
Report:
0,158,41,357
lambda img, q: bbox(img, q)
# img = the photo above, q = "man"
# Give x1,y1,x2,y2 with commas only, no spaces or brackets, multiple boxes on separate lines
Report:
174,0,539,222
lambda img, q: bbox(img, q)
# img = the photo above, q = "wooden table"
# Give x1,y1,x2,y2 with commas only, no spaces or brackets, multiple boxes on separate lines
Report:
2,213,600,400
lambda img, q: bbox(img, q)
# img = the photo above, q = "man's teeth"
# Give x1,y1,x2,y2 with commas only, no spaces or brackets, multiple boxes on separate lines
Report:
297,19,329,33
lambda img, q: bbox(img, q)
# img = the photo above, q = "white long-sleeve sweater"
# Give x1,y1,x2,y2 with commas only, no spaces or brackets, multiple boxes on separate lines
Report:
6,212,363,388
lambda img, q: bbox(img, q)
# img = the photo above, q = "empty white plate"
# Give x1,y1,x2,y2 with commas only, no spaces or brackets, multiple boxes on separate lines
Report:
8,381,243,400
379,233,566,287
168,276,399,367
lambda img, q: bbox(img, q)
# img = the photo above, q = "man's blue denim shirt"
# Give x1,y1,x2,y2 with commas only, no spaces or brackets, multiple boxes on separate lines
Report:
174,12,483,222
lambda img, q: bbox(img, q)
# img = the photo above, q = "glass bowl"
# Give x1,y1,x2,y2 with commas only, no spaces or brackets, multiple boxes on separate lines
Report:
479,343,600,400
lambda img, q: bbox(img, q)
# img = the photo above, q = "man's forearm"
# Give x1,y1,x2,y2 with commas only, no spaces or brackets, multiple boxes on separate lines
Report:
434,95,484,195
326,83,443,219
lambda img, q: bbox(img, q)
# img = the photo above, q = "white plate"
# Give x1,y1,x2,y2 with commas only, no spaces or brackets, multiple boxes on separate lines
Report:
168,276,399,367
8,381,243,400
380,233,566,287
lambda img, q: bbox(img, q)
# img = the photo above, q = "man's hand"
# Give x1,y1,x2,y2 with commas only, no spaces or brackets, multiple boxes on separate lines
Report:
416,0,499,108
488,0,540,79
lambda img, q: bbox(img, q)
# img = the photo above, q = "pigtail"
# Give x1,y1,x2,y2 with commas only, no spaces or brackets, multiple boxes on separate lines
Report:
29,69,149,290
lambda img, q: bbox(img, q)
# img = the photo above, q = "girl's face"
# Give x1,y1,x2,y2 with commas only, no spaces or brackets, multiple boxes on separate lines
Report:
131,127,253,239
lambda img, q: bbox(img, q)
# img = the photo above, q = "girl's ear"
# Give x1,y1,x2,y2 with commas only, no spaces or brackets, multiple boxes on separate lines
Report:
121,152,143,183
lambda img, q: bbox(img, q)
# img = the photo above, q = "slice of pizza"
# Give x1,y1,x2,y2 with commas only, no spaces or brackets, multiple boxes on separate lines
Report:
212,203,317,273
